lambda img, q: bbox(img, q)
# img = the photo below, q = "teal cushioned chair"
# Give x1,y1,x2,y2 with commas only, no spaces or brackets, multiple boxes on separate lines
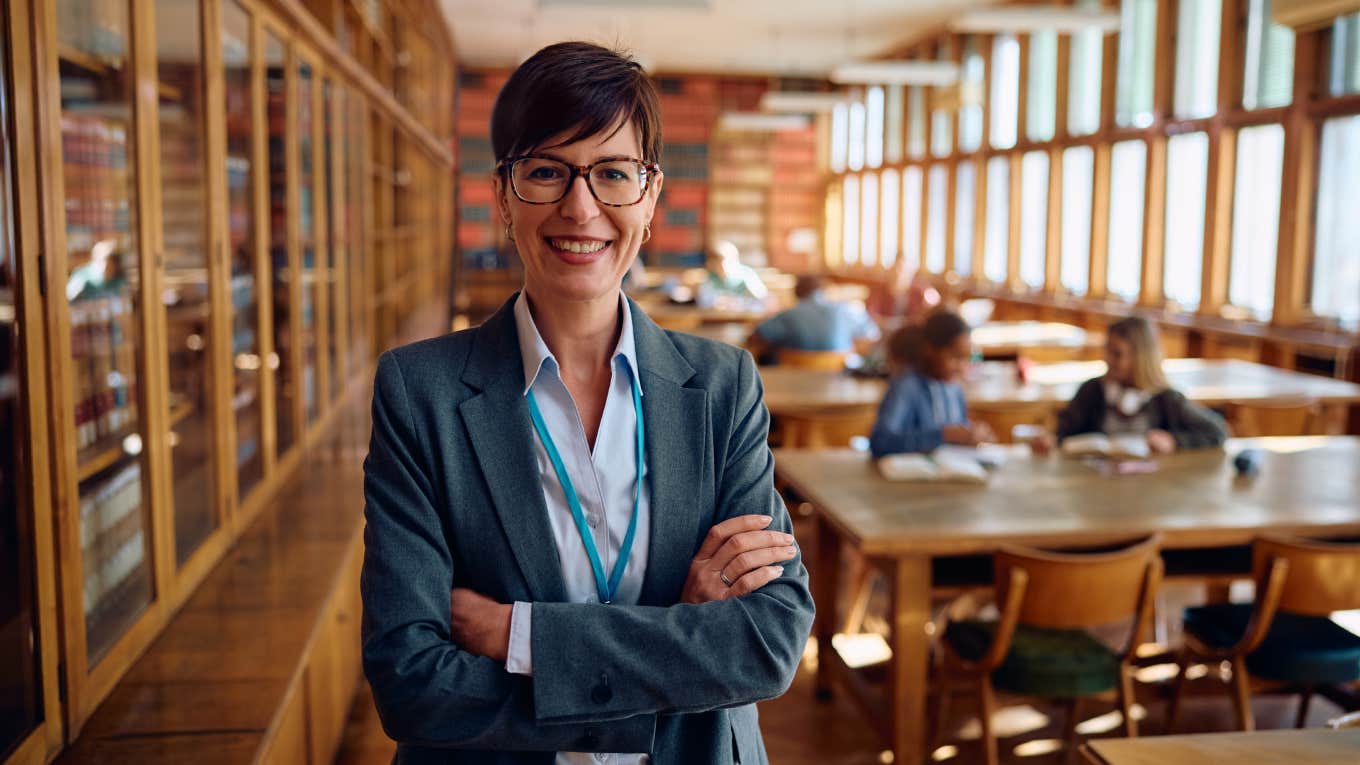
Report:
934,535,1163,765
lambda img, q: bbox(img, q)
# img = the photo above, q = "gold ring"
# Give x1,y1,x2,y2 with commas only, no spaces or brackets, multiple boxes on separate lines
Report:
719,570,734,587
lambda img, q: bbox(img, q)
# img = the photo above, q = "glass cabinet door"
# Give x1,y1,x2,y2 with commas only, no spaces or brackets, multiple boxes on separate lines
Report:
298,57,318,427
323,79,344,402
265,28,294,457
56,0,155,664
222,0,262,498
156,0,219,567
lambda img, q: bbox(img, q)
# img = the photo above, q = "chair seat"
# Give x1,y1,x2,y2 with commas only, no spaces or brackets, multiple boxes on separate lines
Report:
944,620,1121,698
1183,603,1360,685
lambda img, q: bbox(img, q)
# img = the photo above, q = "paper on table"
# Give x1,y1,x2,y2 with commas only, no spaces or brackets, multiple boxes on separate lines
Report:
877,449,990,484
1061,433,1151,460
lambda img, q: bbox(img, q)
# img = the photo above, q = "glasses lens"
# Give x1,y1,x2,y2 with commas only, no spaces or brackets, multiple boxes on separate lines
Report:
511,158,571,203
589,160,647,205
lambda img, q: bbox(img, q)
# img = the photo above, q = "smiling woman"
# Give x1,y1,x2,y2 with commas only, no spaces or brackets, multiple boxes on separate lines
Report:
361,41,814,765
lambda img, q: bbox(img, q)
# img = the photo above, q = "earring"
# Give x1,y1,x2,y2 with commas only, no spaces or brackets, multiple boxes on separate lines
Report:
503,223,515,242
642,224,652,244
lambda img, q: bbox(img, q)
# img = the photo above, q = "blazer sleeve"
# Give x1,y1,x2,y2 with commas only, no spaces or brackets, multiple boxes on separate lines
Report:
525,351,816,724
1157,389,1229,449
869,374,945,456
360,352,656,751
1055,378,1105,442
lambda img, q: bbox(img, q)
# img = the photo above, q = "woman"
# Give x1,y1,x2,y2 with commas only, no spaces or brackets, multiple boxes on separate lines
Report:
361,42,813,765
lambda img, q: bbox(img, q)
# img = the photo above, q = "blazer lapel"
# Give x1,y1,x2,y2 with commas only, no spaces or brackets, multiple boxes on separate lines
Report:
458,297,569,604
629,300,710,607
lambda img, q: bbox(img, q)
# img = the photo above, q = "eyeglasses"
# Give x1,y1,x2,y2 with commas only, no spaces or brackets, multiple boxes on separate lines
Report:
498,154,661,207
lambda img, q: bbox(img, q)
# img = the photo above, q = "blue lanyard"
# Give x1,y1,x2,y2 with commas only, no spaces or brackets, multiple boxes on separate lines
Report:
525,362,644,604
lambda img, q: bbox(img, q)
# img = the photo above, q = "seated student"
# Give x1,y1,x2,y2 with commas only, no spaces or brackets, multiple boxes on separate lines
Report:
1041,316,1227,453
701,239,768,302
869,311,995,457
750,275,880,359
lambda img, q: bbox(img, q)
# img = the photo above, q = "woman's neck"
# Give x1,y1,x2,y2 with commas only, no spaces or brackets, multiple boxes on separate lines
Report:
523,286,621,382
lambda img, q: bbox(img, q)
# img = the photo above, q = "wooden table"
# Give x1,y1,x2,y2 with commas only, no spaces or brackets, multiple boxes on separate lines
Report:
1080,727,1360,764
692,321,754,348
758,366,885,416
970,321,1099,360
774,437,1360,765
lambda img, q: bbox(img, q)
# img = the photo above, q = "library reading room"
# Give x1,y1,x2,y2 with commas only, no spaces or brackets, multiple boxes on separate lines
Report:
4,1,1360,764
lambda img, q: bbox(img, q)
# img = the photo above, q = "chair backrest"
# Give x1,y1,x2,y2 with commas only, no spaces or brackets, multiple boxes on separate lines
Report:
779,410,876,449
1253,535,1360,616
776,348,850,371
1230,398,1321,437
967,403,1054,444
995,534,1163,630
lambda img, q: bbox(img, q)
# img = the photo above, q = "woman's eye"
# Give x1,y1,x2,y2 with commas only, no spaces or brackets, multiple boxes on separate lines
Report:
527,167,563,181
599,168,630,183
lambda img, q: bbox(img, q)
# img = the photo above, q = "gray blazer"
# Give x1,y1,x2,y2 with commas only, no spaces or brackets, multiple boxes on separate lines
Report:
361,295,815,765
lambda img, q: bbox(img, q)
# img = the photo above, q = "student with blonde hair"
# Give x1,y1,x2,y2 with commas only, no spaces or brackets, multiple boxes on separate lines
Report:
1045,316,1227,453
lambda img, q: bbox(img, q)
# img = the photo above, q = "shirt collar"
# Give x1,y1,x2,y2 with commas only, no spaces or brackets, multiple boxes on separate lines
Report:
513,291,641,396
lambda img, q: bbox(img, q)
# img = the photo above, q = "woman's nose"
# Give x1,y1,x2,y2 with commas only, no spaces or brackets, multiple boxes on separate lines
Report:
558,175,601,223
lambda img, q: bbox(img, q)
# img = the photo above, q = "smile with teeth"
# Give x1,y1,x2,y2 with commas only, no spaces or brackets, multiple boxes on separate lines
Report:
548,238,610,254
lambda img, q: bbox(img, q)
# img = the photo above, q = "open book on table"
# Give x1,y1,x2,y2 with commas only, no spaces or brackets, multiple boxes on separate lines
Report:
1060,433,1151,460
876,446,991,484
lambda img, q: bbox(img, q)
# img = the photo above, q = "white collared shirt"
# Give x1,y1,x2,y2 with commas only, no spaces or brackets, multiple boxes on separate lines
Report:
506,291,651,765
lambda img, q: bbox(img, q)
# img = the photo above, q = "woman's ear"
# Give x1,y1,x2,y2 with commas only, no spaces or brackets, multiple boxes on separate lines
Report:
493,174,513,229
643,170,664,216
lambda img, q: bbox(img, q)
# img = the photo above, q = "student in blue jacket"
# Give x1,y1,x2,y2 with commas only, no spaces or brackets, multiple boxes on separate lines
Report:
869,310,994,457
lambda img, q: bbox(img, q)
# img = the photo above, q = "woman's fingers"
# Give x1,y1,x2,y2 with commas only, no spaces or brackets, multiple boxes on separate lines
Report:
693,514,774,560
727,565,785,597
708,529,795,572
721,545,797,584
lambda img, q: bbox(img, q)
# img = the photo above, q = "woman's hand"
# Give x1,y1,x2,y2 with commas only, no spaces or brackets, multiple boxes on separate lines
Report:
1147,429,1177,454
449,588,513,663
681,514,796,604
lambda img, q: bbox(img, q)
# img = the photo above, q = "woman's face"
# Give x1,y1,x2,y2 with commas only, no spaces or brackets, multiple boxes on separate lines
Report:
1105,335,1135,386
496,120,662,307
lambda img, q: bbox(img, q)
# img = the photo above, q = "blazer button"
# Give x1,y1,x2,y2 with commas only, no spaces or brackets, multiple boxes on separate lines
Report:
591,682,613,704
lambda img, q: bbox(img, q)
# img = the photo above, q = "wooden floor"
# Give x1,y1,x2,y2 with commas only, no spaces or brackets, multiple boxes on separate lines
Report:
336,642,1344,765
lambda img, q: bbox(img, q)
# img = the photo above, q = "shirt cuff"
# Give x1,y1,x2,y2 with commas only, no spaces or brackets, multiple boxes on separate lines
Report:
505,601,533,676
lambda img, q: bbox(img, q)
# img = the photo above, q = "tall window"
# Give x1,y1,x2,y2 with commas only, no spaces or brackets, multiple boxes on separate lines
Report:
984,157,1010,282
1070,0,1106,135
860,173,879,266
954,161,978,275
885,85,905,164
881,168,900,268
1174,0,1222,119
1229,124,1284,318
1019,151,1049,289
1107,140,1147,300
959,38,985,152
842,175,859,266
1328,12,1360,95
830,102,848,172
1312,114,1360,328
866,85,885,168
1116,0,1158,128
1162,132,1209,308
991,34,1021,149
926,165,948,272
907,86,927,158
902,166,924,271
1243,0,1294,109
825,180,843,268
1061,146,1095,294
1027,30,1058,142
848,98,866,171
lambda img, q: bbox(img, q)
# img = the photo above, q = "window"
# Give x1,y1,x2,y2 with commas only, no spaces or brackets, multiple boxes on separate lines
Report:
907,86,927,158
885,85,905,164
984,157,1010,282
1229,124,1284,318
931,99,953,158
881,168,900,267
825,180,843,267
861,173,879,266
991,34,1021,149
902,166,924,271
1028,30,1058,142
1070,0,1106,135
959,38,985,152
866,85,885,168
926,165,948,272
1242,0,1294,109
954,161,978,275
848,98,866,171
1107,140,1147,300
1162,132,1209,308
1061,146,1095,294
1312,114,1360,328
842,175,859,266
1116,0,1157,128
1327,12,1360,95
1173,0,1221,119
831,102,848,172
1020,151,1050,289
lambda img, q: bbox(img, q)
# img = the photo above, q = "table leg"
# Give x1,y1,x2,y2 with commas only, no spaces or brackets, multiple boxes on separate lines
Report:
888,555,932,765
813,513,842,701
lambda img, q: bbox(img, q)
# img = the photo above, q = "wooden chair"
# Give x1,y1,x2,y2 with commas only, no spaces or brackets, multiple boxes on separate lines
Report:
778,408,876,449
968,403,1054,444
1166,535,1360,732
1228,398,1322,437
775,348,851,371
933,535,1163,765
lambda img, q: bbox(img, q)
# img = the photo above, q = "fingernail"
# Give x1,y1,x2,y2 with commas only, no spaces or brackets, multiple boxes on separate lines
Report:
759,515,773,524
784,546,797,557
774,566,785,576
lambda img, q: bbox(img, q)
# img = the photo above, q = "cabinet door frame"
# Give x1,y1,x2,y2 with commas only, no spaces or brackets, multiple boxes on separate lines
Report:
303,48,330,425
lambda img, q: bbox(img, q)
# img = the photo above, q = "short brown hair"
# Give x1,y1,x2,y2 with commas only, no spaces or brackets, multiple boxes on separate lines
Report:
794,275,824,300
490,42,663,166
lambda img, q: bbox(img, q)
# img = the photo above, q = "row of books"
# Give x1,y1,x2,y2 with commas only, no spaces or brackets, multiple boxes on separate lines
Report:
70,295,138,452
61,115,134,251
79,462,145,616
